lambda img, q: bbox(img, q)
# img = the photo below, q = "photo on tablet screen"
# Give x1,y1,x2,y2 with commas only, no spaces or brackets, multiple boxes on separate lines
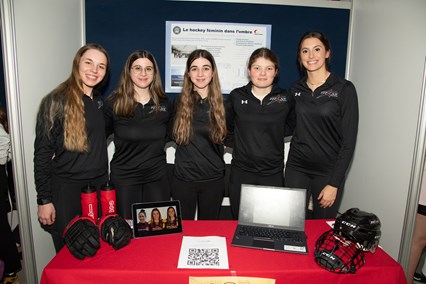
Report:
132,200,183,238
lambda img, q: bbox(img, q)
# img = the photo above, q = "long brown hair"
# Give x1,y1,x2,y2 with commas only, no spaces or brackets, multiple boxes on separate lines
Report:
37,43,110,152
0,104,8,133
111,50,166,117
173,49,226,145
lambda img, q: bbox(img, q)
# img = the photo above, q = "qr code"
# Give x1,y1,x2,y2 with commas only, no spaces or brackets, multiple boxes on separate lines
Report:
187,248,220,266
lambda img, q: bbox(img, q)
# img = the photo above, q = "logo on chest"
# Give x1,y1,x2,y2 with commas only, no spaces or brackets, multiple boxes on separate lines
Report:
266,95,287,105
317,89,339,99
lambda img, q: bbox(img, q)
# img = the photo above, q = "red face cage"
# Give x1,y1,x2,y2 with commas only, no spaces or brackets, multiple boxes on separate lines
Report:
314,229,365,274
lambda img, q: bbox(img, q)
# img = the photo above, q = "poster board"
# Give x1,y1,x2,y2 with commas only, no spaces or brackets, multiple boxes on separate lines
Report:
165,21,271,93
86,0,350,97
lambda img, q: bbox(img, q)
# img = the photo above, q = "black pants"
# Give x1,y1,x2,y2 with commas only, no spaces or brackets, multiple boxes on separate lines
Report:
114,174,171,220
7,161,16,211
284,166,342,219
46,174,108,252
172,176,224,220
228,165,284,220
0,165,22,279
0,165,8,209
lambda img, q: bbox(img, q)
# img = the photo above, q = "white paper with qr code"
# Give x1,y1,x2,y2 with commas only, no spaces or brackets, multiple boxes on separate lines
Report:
178,236,229,269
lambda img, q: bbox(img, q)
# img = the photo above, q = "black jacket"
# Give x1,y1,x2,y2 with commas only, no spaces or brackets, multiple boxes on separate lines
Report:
286,73,359,187
225,82,295,175
34,93,108,204
103,95,172,185
173,94,225,182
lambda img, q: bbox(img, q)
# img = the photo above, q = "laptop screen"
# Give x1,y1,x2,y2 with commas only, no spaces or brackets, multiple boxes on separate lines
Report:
239,184,306,230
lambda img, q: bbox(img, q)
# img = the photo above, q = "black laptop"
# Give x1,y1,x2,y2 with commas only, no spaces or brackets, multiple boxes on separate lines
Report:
231,184,308,254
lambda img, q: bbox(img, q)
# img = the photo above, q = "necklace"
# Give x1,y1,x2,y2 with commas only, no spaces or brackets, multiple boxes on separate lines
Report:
307,72,329,87
307,79,326,87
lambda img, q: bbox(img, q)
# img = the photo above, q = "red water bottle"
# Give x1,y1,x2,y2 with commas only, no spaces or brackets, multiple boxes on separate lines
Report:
100,182,116,215
81,184,98,221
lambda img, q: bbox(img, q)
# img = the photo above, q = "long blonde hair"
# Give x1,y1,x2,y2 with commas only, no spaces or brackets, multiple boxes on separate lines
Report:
37,43,110,152
111,50,166,117
173,49,226,145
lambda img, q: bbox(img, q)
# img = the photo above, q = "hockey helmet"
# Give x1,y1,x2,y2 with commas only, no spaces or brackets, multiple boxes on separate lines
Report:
334,208,381,253
314,229,365,274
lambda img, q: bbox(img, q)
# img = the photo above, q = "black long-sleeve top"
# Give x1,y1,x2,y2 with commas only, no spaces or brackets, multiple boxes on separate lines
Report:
225,82,295,175
286,73,359,187
173,95,225,182
103,96,172,185
34,94,108,204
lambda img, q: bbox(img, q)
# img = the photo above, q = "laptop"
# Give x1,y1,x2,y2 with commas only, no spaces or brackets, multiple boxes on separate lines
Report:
231,184,308,254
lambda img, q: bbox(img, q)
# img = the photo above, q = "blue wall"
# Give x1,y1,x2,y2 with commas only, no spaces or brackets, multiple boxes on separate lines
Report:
86,0,350,98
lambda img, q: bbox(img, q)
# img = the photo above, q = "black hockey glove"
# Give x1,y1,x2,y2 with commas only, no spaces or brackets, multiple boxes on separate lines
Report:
98,214,132,250
63,216,100,260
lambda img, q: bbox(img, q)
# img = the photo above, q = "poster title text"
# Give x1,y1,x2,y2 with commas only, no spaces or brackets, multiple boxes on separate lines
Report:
183,28,254,34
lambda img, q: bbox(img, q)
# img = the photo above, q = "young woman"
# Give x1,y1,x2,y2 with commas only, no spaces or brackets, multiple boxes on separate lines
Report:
104,50,171,220
0,104,21,283
136,209,149,235
34,43,110,252
165,206,178,229
148,208,165,231
407,160,426,284
284,31,359,219
172,49,227,220
226,47,294,219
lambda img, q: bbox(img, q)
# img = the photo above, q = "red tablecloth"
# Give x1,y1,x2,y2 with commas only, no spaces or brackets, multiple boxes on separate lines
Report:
41,220,406,284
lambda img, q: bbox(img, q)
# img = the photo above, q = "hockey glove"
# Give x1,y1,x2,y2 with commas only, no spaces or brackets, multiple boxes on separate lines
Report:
63,216,100,260
99,214,132,250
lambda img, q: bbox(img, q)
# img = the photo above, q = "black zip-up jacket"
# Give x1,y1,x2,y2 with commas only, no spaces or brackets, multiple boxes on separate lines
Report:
103,95,172,185
286,73,359,187
34,93,108,205
173,95,225,182
225,82,295,175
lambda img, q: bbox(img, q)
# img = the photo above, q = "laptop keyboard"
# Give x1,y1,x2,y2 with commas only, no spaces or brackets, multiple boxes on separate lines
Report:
238,225,305,244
